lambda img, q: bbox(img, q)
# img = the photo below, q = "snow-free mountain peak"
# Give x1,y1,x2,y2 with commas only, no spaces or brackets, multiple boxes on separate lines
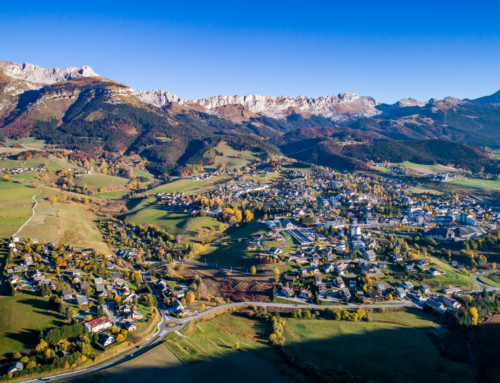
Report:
0,61,99,90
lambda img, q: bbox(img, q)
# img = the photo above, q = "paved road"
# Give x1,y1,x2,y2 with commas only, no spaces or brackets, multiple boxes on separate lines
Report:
24,289,414,383
472,270,500,292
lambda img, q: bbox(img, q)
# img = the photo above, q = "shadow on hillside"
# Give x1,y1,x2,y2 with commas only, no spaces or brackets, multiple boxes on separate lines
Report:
57,320,480,383
9,309,494,383
19,298,50,311
125,199,151,212
15,89,44,112
4,328,39,357
59,352,289,383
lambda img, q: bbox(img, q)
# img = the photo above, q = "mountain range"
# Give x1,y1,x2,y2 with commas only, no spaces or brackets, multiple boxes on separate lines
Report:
1,60,500,174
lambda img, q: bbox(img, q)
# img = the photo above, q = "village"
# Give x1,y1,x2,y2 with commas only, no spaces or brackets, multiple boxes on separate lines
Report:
2,156,500,378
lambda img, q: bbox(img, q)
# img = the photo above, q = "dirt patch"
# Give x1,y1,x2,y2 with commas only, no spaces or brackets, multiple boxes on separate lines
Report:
217,279,272,303
100,200,127,215
60,229,85,243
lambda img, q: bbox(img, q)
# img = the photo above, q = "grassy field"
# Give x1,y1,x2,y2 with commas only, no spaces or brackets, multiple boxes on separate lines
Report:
96,190,129,200
204,141,257,171
411,178,500,195
61,341,287,383
0,180,38,238
0,291,66,357
400,161,456,174
182,216,221,241
283,315,475,383
0,156,80,171
125,204,194,236
479,273,500,288
132,168,155,179
0,248,10,296
149,175,232,196
487,272,500,283
370,165,390,173
14,185,110,253
12,172,39,182
422,256,478,292
449,177,500,191
194,222,268,268
73,174,129,189
281,162,314,172
262,238,282,248
274,297,308,305
368,307,439,327
5,137,47,150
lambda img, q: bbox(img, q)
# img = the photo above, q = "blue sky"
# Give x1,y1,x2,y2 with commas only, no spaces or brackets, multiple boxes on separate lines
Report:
2,0,499,103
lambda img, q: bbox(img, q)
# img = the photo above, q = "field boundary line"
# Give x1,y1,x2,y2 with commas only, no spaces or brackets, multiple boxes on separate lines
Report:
13,188,42,238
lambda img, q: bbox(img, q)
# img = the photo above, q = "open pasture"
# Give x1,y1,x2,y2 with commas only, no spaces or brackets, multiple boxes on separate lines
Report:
149,175,232,196
193,222,267,268
5,137,47,150
0,155,80,171
126,205,194,236
73,174,129,189
0,181,38,238
283,314,475,383
400,161,457,174
204,141,257,171
0,292,66,357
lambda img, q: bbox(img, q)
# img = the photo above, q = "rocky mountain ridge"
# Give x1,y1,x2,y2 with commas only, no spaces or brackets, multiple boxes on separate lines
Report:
0,61,99,92
133,90,381,121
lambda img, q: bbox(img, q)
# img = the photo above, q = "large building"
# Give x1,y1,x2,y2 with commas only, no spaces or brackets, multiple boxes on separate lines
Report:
84,317,112,333
425,226,485,242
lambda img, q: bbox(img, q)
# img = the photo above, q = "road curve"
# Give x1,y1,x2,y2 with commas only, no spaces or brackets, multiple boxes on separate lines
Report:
472,270,500,292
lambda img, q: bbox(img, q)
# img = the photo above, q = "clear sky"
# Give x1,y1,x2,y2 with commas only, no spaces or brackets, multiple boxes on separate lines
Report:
2,0,499,104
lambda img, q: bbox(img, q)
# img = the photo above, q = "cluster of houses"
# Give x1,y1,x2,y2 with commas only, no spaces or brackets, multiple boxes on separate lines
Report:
1,165,47,174
156,279,190,317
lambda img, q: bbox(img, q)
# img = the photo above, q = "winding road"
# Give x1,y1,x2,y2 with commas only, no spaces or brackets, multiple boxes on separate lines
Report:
472,270,500,292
